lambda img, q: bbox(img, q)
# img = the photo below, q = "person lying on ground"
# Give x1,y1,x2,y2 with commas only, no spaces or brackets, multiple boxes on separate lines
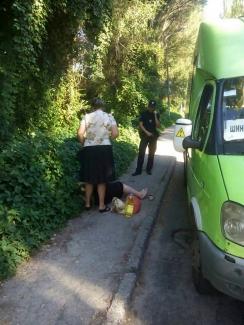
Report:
81,181,148,207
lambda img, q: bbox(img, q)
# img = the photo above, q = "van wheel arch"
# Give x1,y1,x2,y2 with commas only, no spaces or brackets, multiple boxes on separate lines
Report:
190,206,215,294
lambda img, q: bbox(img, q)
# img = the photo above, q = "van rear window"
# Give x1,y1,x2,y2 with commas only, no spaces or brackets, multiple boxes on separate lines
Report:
222,77,244,142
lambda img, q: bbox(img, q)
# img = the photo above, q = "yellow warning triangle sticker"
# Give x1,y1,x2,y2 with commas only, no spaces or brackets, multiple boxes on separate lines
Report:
176,128,185,137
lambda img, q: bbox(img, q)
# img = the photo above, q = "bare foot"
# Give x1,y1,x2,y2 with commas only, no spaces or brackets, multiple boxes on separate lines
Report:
139,188,148,199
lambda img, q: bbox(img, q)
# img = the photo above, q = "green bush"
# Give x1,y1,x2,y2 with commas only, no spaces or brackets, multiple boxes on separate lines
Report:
161,111,182,130
0,132,82,278
113,126,139,176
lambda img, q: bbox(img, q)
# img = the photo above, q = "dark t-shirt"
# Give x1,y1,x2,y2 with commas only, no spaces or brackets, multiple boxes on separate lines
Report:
139,110,160,135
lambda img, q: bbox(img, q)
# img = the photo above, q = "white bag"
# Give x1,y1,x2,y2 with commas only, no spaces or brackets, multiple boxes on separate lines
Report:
111,197,125,214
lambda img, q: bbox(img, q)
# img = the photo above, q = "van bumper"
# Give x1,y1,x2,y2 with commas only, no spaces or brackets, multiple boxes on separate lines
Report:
199,232,244,302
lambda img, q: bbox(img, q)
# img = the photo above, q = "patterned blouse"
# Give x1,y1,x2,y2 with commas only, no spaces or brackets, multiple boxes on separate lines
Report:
80,109,117,147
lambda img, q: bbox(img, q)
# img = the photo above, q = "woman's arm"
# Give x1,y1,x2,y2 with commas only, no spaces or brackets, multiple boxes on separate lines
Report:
110,124,119,139
77,121,86,144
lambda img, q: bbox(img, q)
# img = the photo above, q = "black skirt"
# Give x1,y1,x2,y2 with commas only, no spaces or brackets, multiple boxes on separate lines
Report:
79,145,115,184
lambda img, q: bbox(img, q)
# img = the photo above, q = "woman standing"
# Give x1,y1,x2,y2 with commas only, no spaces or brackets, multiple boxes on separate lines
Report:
77,98,119,212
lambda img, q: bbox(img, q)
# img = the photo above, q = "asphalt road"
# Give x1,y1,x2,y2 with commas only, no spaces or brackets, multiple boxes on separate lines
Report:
125,152,244,325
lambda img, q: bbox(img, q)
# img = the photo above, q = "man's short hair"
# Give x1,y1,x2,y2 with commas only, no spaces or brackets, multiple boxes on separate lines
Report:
148,100,156,108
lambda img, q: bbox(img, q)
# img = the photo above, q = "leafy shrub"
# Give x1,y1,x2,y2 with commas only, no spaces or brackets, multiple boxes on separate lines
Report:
160,111,182,129
113,125,139,177
0,132,82,278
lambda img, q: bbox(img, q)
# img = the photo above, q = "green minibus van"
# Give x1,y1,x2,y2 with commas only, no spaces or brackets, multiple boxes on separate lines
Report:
173,18,244,301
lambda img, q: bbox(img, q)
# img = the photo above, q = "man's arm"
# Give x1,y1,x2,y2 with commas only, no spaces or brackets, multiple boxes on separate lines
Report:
139,121,152,137
154,111,160,128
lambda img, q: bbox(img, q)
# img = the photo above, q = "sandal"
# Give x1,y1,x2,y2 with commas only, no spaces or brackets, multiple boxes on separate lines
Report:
99,206,110,213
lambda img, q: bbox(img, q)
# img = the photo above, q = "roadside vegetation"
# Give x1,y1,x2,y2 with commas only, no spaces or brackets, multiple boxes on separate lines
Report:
4,0,243,279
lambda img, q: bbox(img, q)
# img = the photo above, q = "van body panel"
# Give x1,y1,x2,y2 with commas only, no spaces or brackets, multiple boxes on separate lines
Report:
199,232,244,302
189,69,211,120
190,197,202,230
225,238,244,259
218,155,244,204
187,153,228,250
196,19,244,79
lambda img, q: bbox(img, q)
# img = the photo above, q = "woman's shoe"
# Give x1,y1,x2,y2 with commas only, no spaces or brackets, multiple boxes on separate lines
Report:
99,206,110,213
85,206,91,211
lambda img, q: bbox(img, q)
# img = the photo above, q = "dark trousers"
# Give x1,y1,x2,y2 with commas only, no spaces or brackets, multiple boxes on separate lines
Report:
135,136,157,173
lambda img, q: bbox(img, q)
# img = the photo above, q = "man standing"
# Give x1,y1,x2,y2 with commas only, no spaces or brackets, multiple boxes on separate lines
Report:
132,100,160,176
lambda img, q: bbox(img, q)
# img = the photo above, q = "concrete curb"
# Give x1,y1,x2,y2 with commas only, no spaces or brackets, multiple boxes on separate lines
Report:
105,157,176,324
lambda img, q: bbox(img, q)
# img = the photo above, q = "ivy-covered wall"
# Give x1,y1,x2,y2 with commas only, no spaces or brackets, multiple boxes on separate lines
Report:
0,0,112,143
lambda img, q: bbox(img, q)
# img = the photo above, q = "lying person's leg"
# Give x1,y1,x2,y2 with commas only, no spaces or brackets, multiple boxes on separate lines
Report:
122,184,147,199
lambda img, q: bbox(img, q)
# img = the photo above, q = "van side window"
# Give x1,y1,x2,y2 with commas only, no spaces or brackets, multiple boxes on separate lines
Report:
222,77,244,142
193,84,214,148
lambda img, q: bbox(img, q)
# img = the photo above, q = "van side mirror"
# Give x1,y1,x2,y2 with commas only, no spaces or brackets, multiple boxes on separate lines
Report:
173,118,192,152
183,136,201,149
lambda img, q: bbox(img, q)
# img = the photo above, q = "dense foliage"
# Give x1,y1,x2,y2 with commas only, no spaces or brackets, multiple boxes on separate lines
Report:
0,0,205,278
0,0,112,142
0,132,80,277
223,0,244,17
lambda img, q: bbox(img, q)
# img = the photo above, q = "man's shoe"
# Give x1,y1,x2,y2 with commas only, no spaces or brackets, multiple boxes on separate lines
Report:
146,170,152,175
132,171,141,176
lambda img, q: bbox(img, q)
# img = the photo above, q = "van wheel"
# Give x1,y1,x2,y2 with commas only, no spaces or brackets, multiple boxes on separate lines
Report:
192,233,215,294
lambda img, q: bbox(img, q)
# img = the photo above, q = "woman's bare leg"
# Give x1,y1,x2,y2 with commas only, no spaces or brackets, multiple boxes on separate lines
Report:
123,184,148,199
97,183,106,210
85,183,94,208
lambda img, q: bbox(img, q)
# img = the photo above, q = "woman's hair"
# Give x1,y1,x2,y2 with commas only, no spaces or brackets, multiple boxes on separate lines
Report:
91,97,105,110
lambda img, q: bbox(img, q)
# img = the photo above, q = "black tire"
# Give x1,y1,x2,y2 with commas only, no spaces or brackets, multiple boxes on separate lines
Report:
191,232,215,294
